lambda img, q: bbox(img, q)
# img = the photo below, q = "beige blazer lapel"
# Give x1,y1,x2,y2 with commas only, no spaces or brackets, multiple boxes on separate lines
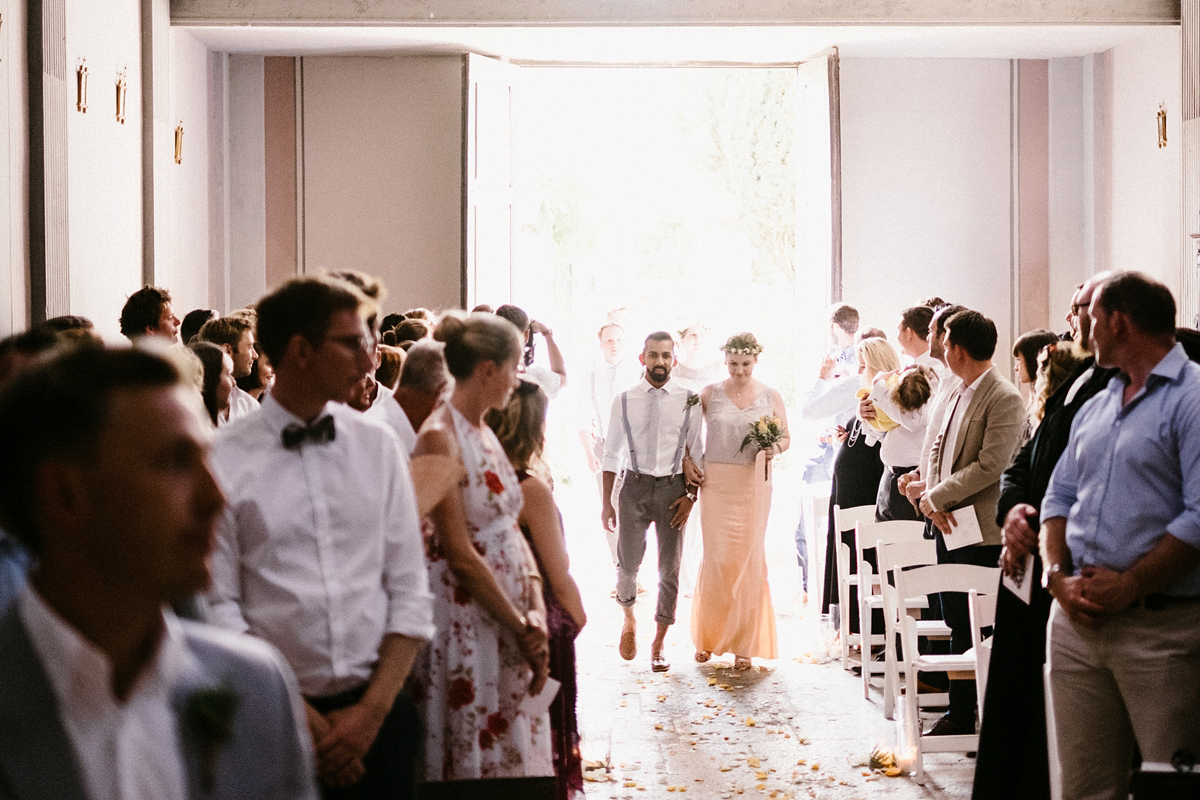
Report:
949,368,999,471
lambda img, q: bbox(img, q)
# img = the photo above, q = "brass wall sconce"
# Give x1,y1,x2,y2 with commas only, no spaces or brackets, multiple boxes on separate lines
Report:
76,58,88,113
115,67,128,124
174,121,184,164
1158,103,1168,148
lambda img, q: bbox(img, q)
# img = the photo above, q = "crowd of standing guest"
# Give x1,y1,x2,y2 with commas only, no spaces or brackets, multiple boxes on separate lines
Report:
1,267,1199,800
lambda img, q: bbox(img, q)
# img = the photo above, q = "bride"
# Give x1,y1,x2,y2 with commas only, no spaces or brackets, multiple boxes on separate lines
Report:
689,332,790,670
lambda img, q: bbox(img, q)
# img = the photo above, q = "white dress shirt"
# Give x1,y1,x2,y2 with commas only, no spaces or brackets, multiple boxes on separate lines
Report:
936,368,990,484
578,359,640,440
918,367,962,480
366,394,419,457
207,393,434,698
601,377,704,475
19,589,189,800
227,386,260,423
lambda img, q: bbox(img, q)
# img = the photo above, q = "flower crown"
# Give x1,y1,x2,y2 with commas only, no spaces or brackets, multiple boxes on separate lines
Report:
722,333,763,356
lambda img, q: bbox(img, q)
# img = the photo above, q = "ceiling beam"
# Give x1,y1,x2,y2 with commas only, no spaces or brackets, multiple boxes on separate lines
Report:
171,0,1180,27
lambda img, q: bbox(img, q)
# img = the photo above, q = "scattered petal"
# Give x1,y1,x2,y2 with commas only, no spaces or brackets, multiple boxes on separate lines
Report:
747,757,761,768
745,716,757,727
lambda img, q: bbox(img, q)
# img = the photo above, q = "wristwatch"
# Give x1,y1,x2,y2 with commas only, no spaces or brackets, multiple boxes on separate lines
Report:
685,489,698,503
1042,563,1065,592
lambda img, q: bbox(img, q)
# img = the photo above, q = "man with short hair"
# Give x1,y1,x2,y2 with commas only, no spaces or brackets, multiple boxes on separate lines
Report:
181,309,219,345
368,339,449,458
578,322,639,569
918,309,1025,736
1041,272,1200,799
119,285,181,343
829,303,860,368
197,316,261,421
0,346,317,799
207,276,433,799
602,332,704,672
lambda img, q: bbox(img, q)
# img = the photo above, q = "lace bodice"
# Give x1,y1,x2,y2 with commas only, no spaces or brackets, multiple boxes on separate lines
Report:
704,383,774,465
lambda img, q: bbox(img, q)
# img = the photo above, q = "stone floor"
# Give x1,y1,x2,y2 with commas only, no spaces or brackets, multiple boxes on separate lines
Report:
557,475,975,800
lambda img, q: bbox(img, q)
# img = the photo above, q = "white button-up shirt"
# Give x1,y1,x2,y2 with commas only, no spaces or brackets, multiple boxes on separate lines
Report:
365,394,419,457
207,393,434,698
226,386,261,423
19,589,189,800
935,368,990,485
601,377,704,476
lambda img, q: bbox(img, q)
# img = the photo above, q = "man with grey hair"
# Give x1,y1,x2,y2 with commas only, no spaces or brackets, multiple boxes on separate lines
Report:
368,339,450,458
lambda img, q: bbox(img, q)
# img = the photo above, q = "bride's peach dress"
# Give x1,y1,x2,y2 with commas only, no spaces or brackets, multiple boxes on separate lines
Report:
690,384,778,659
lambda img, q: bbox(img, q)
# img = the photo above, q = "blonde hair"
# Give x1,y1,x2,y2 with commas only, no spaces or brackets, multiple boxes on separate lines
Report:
855,336,900,385
434,311,523,381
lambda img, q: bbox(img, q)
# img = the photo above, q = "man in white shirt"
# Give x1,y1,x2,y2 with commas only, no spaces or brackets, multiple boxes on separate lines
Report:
207,277,434,799
578,322,639,568
0,345,317,800
197,316,260,422
601,332,704,673
367,339,450,459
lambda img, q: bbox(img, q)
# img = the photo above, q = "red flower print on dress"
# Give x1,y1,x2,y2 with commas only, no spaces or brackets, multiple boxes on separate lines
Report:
453,585,471,606
484,470,504,496
448,677,475,710
478,729,495,750
486,712,509,736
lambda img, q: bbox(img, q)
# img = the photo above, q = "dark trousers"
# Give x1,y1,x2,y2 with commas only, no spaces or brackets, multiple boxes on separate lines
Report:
934,531,1002,724
309,685,421,800
616,471,686,626
875,465,921,522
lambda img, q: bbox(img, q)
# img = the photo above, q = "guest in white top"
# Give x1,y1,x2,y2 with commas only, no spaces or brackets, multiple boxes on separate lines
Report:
601,332,705,673
197,316,261,422
367,339,449,458
207,277,433,799
0,346,317,800
860,305,941,521
495,304,567,399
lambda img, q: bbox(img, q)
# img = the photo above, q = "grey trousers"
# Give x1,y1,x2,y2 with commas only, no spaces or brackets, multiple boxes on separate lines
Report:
616,471,686,626
1046,599,1200,800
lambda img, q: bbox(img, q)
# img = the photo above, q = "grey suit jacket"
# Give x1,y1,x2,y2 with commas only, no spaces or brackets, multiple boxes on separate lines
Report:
926,367,1026,547
0,606,319,800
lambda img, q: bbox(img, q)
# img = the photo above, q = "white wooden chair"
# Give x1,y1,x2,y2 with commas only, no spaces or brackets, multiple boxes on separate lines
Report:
803,480,831,607
894,563,1000,783
875,538,951,720
968,589,998,724
855,520,928,699
833,504,877,669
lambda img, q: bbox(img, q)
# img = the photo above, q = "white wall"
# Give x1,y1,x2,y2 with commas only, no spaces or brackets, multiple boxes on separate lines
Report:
228,54,266,311
0,0,28,337
301,56,463,312
164,28,215,316
839,58,1016,362
1110,28,1182,298
65,0,143,339
1048,56,1089,325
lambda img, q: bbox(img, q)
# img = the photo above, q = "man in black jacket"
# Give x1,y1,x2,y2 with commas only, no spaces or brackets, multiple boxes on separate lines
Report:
972,274,1117,800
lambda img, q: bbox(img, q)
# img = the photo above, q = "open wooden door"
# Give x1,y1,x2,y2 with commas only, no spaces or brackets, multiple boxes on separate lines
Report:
463,53,516,310
794,47,841,306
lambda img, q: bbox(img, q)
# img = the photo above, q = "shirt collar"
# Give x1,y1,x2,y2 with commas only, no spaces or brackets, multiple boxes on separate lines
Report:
260,391,336,438
18,587,192,716
638,377,673,393
1150,342,1191,383
962,366,991,394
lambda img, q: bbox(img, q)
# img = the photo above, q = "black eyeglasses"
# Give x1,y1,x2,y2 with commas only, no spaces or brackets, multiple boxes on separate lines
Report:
323,333,376,354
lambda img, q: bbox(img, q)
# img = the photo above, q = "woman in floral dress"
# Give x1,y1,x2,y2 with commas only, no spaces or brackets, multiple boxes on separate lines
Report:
410,312,554,787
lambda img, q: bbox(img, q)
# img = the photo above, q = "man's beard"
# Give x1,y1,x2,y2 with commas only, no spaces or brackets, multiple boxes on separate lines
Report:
648,365,670,382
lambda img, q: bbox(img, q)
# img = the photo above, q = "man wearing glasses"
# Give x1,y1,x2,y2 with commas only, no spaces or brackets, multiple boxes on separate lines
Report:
206,276,433,800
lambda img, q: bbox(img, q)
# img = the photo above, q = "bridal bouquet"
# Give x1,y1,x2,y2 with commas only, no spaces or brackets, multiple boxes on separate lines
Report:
740,415,786,479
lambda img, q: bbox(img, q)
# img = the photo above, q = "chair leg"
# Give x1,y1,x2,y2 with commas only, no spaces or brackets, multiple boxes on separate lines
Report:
903,660,925,783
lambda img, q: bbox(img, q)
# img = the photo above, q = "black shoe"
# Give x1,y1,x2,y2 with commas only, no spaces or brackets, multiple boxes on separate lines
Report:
924,714,974,737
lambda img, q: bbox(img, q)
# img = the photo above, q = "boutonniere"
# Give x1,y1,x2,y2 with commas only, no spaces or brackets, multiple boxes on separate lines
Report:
686,394,701,407
183,682,240,794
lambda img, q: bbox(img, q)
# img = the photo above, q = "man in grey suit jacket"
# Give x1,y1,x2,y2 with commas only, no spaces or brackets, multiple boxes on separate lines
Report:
919,310,1026,737
0,345,317,800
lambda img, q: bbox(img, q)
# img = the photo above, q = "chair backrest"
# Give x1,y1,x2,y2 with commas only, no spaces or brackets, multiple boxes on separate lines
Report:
835,504,876,534
876,539,938,583
855,520,927,582
968,589,998,651
893,563,1001,601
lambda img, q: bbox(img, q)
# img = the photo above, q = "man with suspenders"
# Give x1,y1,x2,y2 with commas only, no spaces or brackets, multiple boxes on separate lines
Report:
601,331,704,672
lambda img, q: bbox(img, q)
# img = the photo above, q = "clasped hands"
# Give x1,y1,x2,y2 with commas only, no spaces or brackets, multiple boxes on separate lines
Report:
518,609,551,696
307,699,387,789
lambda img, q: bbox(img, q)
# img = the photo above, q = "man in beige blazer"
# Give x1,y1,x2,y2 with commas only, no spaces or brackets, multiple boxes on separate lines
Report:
919,309,1026,737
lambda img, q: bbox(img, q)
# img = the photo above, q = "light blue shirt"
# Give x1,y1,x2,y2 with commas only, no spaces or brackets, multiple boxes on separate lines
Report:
1043,343,1200,596
0,530,30,616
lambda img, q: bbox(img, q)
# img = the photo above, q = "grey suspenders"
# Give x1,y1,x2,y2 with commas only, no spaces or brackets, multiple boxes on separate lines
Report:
620,387,695,477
